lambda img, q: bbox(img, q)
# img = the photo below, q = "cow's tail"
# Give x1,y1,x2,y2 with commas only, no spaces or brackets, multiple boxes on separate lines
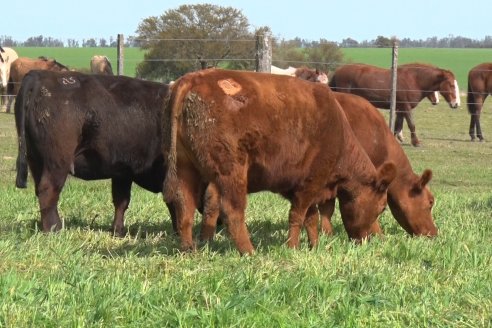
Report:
14,72,37,188
162,78,190,202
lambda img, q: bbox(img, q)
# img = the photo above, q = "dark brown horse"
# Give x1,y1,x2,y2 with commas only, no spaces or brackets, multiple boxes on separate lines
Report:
329,63,460,146
5,57,69,112
467,63,492,141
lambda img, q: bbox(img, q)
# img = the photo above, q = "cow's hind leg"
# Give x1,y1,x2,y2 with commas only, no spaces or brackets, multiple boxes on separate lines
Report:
199,183,221,242
111,178,132,237
35,170,67,232
218,178,253,255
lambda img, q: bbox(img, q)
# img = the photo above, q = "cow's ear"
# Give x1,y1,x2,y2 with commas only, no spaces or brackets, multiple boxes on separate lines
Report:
416,169,433,190
375,161,397,193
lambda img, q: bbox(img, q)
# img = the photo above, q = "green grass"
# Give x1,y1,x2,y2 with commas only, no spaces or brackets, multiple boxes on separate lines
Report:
1,72,492,325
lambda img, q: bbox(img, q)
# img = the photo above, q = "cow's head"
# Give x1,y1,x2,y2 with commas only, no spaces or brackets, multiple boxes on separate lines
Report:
338,161,397,241
387,169,438,236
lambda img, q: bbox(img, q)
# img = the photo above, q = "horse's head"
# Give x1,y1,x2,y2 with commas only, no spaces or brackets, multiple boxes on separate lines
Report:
316,69,329,84
427,91,440,105
439,71,460,109
0,54,7,88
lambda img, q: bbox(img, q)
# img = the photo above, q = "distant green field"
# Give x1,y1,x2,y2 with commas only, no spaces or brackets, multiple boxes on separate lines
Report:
341,48,492,92
15,47,145,77
12,47,492,89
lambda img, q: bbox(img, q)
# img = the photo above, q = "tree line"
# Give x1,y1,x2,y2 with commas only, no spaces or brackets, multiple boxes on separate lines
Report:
2,3,491,82
3,33,492,49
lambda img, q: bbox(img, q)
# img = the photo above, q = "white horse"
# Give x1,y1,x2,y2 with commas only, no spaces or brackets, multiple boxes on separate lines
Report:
0,47,18,110
271,65,329,84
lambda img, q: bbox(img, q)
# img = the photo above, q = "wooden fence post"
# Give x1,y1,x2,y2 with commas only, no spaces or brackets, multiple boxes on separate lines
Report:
389,40,399,133
255,32,272,72
117,34,124,76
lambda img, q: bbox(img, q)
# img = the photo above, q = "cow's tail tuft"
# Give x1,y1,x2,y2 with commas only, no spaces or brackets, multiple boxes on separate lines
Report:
14,73,36,188
162,78,189,202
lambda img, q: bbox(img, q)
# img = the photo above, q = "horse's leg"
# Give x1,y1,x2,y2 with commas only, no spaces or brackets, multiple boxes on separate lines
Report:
111,178,132,237
318,199,336,235
404,110,421,146
469,113,477,141
394,112,405,142
475,112,484,141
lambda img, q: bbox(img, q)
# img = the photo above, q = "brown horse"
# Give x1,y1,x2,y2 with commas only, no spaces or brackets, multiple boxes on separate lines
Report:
467,63,492,141
6,57,69,112
329,63,460,146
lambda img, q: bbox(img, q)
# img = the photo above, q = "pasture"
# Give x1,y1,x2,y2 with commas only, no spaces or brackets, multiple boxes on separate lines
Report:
0,83,491,326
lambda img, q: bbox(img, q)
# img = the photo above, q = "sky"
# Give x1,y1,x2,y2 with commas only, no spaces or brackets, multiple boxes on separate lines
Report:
4,0,492,44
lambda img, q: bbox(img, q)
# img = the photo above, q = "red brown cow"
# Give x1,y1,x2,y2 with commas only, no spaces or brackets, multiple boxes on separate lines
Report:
163,68,396,255
199,92,438,243
15,70,170,235
318,92,437,238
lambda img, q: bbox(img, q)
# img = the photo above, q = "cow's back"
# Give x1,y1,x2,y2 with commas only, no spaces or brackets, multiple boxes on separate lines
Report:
21,70,169,191
166,69,351,197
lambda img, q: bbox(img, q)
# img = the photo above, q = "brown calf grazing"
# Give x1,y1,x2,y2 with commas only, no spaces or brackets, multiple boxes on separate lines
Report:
15,70,170,235
199,92,438,244
163,68,396,255
318,92,437,238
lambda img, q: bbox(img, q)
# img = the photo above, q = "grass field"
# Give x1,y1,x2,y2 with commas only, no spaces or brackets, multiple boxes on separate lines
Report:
1,86,491,326
13,47,492,89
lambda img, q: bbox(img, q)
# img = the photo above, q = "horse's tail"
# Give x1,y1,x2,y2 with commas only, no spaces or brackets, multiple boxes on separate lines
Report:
162,77,190,202
328,73,338,91
466,79,476,115
14,72,38,188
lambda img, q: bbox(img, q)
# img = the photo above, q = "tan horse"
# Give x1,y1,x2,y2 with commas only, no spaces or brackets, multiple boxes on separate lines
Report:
0,47,19,110
90,55,113,75
5,57,69,112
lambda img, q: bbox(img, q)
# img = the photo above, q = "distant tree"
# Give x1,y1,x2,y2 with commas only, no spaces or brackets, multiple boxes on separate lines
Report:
67,39,79,47
375,35,392,47
99,38,108,47
135,4,255,81
83,38,97,47
273,38,344,73
0,36,17,47
340,38,358,48
24,35,44,47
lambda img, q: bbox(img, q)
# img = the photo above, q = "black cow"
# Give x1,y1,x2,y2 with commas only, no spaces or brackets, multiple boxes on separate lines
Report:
15,70,171,235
